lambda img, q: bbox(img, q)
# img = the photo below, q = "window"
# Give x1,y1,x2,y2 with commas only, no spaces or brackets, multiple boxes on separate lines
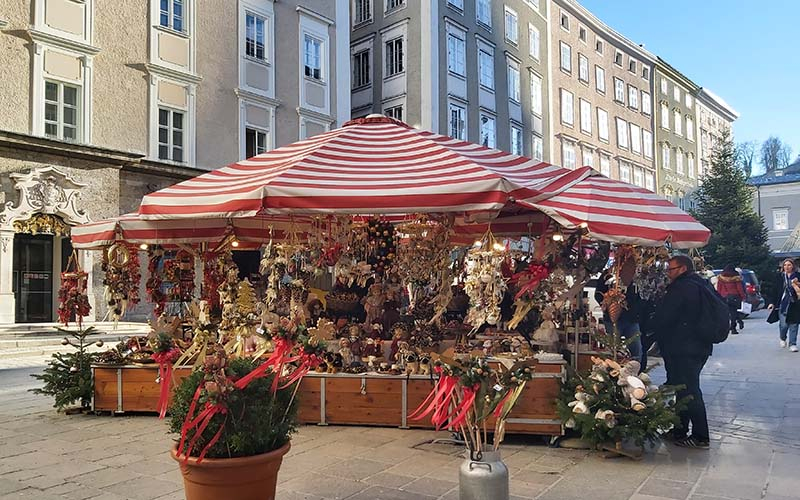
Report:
614,50,623,66
633,167,643,187
595,66,605,93
510,125,523,155
664,187,674,203
447,31,466,76
245,127,267,158
353,49,370,88
673,85,680,102
686,116,694,141
448,103,466,140
560,42,571,73
584,150,594,168
504,7,518,44
600,155,610,176
678,193,686,210
245,13,266,60
560,12,569,30
507,62,520,102
563,142,576,169
385,37,404,77
44,81,80,142
645,172,655,192
560,89,574,126
579,99,591,134
597,108,609,142
674,109,682,136
479,49,494,89
160,0,184,32
662,143,671,169
480,113,496,148
613,77,625,103
524,0,539,9
530,72,542,115
642,66,650,80
158,108,184,162
354,0,372,25
685,94,693,108
532,135,543,161
643,130,652,158
528,24,539,59
303,35,323,80
476,0,491,27
660,102,669,128
630,123,641,154
616,118,628,149
641,91,651,115
385,105,403,120
676,150,684,174
628,85,638,110
619,162,631,183
385,0,404,12
628,59,636,74
688,154,695,178
660,78,668,94
578,54,589,83
447,0,464,10
579,26,587,42
595,38,604,54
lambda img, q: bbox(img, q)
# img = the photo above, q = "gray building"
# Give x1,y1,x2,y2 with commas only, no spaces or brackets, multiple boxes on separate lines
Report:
749,159,800,256
350,0,551,161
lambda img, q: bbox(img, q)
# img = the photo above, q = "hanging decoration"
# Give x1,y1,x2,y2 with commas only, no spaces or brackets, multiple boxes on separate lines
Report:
395,217,452,319
464,230,508,331
102,243,141,323
57,251,91,327
366,217,397,277
202,251,230,312
146,246,166,316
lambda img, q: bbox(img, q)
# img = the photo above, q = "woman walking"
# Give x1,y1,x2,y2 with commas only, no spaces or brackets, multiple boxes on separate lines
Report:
716,264,746,335
768,259,800,351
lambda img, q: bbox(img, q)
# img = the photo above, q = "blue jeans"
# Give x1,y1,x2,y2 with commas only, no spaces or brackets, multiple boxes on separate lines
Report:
779,312,799,345
603,320,643,365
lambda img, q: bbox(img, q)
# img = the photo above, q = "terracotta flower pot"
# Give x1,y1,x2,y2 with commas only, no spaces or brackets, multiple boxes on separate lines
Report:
171,441,290,500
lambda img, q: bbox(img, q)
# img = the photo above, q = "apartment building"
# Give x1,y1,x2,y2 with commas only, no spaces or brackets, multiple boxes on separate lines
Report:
653,57,700,210
549,0,656,191
350,0,551,161
0,0,349,324
697,88,739,179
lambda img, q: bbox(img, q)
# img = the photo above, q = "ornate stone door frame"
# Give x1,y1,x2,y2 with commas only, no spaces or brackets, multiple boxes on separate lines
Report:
0,166,94,323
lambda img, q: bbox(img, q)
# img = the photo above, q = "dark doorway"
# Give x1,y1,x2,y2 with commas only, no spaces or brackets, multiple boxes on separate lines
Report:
13,233,54,323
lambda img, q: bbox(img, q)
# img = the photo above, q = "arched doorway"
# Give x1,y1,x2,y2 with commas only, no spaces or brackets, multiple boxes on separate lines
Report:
0,167,91,324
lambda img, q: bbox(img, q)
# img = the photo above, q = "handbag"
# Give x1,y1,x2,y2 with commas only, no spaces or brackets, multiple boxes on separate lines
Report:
767,308,780,324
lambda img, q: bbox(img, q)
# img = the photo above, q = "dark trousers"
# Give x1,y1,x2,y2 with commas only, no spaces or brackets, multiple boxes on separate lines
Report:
663,353,709,441
727,302,739,333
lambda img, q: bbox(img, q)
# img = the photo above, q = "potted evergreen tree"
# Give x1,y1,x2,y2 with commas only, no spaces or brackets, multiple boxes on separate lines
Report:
169,320,323,500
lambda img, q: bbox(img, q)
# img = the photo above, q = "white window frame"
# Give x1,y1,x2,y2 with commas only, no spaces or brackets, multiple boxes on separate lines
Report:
244,126,268,158
583,149,594,168
447,29,466,76
303,34,324,81
384,104,403,120
578,53,589,83
560,11,570,31
559,42,571,73
479,112,496,148
560,88,574,126
687,116,695,141
353,0,373,26
160,0,185,32
628,85,638,110
385,36,404,78
643,130,653,158
476,0,492,28
448,102,466,140
660,78,668,94
674,109,682,136
645,172,655,192
688,154,695,178
633,167,643,187
447,0,464,11
579,98,591,134
660,102,669,129
157,106,185,163
510,124,523,155
507,60,520,102
600,155,610,177
478,48,494,90
614,49,623,66
532,134,543,161
616,118,628,149
630,123,641,154
595,38,604,54
628,58,637,74
676,149,684,174
578,25,587,43
385,0,405,13
595,65,605,93
662,143,671,169
597,108,609,142
641,91,651,115
43,80,81,143
530,71,542,116
613,77,625,103
673,85,680,102
642,66,650,81
619,161,631,183
504,7,518,44
245,12,267,61
528,23,539,60
563,141,576,169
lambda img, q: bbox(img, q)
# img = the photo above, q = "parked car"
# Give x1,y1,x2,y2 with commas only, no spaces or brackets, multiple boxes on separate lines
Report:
710,268,766,314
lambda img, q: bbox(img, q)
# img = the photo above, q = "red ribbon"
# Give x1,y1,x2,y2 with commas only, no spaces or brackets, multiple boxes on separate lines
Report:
493,387,514,418
152,349,181,419
233,338,296,392
449,384,478,428
278,352,323,390
409,367,462,431
510,264,551,300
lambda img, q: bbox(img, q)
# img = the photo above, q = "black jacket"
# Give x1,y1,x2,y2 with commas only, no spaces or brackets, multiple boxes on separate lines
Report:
653,272,713,358
770,272,800,324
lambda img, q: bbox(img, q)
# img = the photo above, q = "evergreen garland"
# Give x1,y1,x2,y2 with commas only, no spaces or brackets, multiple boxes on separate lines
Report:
30,327,101,410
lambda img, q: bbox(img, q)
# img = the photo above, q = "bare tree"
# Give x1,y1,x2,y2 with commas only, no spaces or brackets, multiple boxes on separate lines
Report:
736,141,757,177
760,136,793,172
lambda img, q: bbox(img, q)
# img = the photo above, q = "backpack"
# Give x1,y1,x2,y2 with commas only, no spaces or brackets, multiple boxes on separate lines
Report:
691,279,731,344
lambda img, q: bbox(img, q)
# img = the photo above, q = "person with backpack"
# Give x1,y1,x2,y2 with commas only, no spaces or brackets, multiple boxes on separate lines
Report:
716,264,746,336
653,255,717,449
767,258,800,351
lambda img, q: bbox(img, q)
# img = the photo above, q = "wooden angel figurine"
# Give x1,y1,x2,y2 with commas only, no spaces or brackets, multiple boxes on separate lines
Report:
362,283,385,326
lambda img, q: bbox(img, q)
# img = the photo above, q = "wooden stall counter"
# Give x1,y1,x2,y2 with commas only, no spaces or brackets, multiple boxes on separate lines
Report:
92,364,192,414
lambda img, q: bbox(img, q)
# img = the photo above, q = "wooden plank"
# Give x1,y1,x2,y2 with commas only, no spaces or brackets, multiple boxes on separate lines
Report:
92,366,191,413
93,367,119,412
297,378,321,424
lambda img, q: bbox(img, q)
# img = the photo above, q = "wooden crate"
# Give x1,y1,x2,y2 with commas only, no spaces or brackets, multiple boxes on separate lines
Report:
92,365,192,413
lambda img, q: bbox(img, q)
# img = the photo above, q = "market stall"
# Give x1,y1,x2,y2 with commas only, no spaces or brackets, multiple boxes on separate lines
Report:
73,115,709,439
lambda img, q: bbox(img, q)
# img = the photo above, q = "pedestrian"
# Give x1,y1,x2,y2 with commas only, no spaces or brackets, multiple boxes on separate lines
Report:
595,270,643,367
715,264,746,335
653,255,711,449
767,258,800,351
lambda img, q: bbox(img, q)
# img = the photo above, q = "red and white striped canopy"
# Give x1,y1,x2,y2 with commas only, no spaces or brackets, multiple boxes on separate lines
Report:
518,166,710,249
136,115,571,219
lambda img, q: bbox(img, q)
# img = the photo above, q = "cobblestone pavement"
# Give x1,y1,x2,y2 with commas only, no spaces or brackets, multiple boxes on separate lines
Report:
1,309,800,500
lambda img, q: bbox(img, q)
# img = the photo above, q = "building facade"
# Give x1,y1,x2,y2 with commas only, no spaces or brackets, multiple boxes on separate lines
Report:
0,0,350,324
350,0,552,161
748,159,800,255
696,88,739,181
549,0,656,191
653,57,700,210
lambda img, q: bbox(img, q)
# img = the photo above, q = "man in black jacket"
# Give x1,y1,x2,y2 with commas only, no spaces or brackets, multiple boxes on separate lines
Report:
653,255,712,449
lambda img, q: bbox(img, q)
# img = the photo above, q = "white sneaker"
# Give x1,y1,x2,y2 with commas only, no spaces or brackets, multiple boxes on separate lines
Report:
781,340,787,348
791,345,798,352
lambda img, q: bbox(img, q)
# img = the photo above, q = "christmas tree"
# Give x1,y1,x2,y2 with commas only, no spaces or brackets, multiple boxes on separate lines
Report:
30,327,103,411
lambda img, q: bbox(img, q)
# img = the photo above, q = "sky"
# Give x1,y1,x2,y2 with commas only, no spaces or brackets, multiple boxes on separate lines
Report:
579,0,800,173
